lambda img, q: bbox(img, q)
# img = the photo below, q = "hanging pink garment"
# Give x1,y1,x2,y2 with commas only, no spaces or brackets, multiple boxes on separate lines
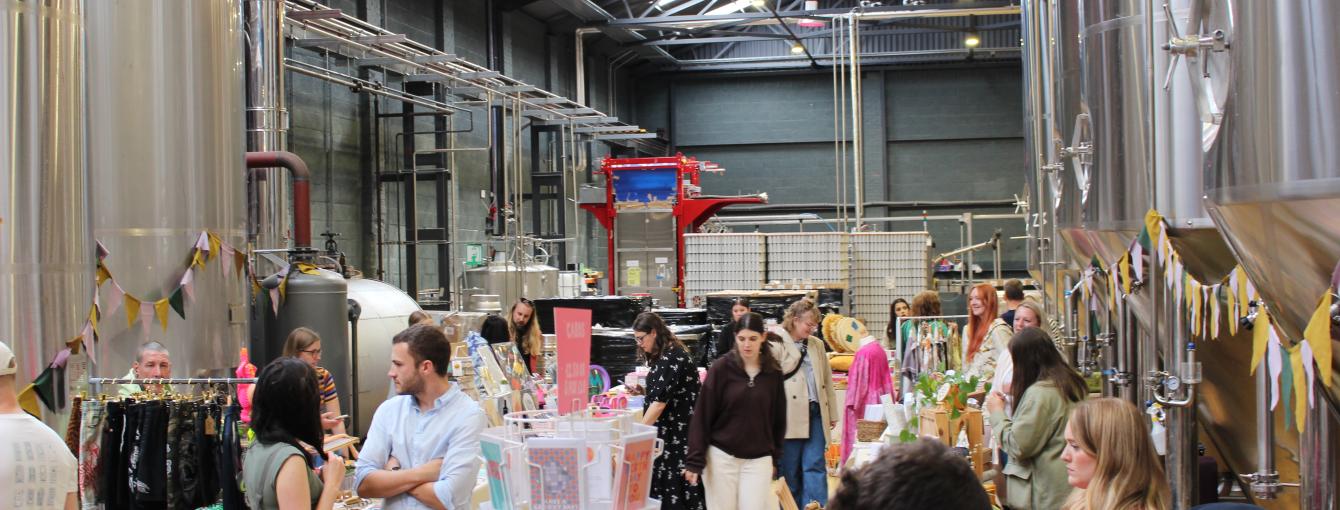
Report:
841,340,895,464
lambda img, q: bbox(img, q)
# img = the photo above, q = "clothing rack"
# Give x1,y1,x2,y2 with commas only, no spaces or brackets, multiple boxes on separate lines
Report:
88,377,256,388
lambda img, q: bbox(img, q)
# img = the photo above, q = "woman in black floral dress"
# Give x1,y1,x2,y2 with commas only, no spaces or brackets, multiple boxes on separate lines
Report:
633,312,706,510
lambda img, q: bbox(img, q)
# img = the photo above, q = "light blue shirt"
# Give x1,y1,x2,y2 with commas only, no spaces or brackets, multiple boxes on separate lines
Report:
354,384,485,510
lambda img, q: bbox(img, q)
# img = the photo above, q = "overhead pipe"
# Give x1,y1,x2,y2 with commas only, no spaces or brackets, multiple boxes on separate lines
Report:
246,151,312,249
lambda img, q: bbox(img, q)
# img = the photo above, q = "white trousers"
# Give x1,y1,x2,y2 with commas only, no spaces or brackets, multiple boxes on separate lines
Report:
703,446,779,510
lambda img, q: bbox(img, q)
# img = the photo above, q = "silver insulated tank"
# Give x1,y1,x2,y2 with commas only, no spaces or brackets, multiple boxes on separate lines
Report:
85,1,247,377
0,0,93,402
262,268,350,413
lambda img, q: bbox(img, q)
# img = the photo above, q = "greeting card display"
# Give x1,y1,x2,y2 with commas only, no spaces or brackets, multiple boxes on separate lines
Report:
527,437,585,510
612,430,658,510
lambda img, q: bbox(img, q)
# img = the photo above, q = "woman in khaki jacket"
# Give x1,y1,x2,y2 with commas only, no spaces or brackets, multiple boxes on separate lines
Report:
986,327,1087,510
769,299,839,508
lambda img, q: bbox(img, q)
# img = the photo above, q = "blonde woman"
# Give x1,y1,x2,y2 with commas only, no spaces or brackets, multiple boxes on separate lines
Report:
506,298,544,375
1062,398,1170,510
770,298,839,508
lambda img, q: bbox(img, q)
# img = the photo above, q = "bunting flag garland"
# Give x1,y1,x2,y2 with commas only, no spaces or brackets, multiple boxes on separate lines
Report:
169,288,186,319
1064,208,1337,427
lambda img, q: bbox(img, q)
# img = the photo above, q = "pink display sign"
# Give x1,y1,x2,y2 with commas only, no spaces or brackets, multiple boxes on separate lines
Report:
554,307,593,414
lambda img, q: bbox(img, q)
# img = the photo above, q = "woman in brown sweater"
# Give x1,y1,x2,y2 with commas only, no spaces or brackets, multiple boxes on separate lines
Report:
684,312,787,510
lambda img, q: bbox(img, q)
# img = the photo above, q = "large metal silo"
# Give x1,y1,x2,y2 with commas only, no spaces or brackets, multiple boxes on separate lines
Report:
1199,2,1340,507
85,0,247,378
0,0,93,403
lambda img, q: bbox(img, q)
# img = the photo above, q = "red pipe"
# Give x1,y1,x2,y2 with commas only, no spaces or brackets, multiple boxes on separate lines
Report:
245,151,312,249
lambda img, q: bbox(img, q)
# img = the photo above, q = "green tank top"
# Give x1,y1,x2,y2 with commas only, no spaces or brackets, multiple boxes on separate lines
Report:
242,441,324,510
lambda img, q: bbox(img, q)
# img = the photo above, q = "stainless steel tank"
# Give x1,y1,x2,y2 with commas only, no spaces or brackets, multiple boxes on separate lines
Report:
85,0,247,379
346,278,419,434
263,268,350,411
463,262,560,312
0,0,92,404
1199,1,1340,507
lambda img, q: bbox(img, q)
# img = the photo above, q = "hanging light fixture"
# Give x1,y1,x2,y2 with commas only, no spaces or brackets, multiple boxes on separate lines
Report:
790,42,805,54
798,0,824,27
964,31,981,48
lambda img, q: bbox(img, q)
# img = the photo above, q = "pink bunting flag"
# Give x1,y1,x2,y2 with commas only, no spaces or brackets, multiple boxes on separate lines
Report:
103,282,125,318
221,244,236,277
1301,340,1316,407
196,231,211,253
1132,240,1144,281
180,270,196,303
269,287,280,315
1267,328,1283,410
81,321,96,365
140,305,155,340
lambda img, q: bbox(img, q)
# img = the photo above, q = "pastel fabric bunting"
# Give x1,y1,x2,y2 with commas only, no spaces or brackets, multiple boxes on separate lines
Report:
104,282,125,318
125,295,142,329
180,270,196,303
154,298,171,332
1268,329,1283,411
1304,293,1333,388
169,288,186,319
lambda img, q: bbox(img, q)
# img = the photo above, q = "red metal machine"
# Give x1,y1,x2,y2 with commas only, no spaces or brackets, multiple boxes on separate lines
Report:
580,154,765,306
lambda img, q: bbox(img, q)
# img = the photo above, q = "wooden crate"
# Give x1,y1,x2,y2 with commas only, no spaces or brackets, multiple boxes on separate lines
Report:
917,406,984,449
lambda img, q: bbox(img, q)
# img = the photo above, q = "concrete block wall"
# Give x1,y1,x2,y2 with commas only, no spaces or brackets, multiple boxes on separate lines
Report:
286,1,629,299
632,63,1029,279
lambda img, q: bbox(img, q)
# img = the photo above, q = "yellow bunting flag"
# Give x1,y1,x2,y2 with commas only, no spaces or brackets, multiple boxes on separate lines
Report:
17,384,43,417
191,248,207,270
207,232,222,261
295,263,321,276
1143,209,1164,241
1288,342,1309,432
154,298,171,332
96,264,112,287
234,250,247,278
88,305,99,335
1251,310,1270,374
1304,293,1333,388
1120,253,1132,295
1226,279,1238,335
125,295,142,329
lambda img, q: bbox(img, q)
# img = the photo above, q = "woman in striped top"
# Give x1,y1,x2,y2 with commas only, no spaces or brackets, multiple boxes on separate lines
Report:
283,327,356,457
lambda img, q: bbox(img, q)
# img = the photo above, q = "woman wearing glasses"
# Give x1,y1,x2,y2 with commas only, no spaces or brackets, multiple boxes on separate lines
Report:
282,328,352,451
633,312,704,510
771,298,838,508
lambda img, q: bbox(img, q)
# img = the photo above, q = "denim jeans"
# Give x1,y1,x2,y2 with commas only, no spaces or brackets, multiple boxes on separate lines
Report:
780,402,828,507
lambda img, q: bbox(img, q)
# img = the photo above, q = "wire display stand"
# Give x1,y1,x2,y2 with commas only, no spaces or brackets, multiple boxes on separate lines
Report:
88,377,257,387
480,407,663,510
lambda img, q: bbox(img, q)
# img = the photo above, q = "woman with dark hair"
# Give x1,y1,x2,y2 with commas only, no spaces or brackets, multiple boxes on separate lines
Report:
702,297,752,367
506,298,544,374
478,315,511,345
633,312,704,510
242,358,346,510
986,327,1087,510
884,298,911,344
685,313,786,510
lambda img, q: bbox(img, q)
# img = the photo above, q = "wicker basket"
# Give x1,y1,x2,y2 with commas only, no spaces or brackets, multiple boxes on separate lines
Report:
856,419,887,442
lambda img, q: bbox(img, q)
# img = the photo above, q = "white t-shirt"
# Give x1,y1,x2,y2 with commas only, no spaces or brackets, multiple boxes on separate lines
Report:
0,412,78,510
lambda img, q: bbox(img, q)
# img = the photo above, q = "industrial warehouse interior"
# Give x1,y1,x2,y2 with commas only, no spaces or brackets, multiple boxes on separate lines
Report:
2,0,1336,509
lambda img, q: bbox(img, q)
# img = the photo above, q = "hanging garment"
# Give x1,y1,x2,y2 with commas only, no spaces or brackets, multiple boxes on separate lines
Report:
841,341,895,464
79,399,107,510
217,404,245,510
130,400,168,510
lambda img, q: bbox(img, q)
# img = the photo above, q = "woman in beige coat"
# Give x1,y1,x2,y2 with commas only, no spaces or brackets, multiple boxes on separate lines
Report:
986,327,1087,510
769,299,839,508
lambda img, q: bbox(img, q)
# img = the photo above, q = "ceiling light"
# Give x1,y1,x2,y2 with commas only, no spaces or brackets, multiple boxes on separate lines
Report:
706,0,753,15
791,42,805,54
797,0,824,27
964,31,981,48
751,0,767,7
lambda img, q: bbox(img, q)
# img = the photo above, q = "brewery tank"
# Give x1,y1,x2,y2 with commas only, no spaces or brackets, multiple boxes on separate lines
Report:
262,268,350,412
346,278,421,434
0,0,93,415
85,0,247,378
